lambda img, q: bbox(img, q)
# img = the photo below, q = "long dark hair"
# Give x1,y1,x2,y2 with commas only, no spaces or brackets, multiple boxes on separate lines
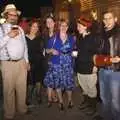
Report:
42,14,57,38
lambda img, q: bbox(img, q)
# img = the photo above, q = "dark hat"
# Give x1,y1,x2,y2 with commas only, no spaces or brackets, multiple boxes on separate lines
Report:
77,16,92,28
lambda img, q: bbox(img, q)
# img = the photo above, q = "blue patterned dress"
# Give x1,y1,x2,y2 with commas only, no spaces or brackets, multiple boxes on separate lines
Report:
44,33,75,90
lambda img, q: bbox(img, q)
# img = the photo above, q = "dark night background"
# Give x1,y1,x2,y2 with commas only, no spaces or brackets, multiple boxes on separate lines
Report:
0,0,53,17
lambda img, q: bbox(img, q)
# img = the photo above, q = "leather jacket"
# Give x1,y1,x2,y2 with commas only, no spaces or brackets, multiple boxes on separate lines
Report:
100,25,120,71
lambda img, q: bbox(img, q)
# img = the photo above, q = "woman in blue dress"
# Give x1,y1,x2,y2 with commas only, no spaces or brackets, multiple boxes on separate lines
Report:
44,19,75,110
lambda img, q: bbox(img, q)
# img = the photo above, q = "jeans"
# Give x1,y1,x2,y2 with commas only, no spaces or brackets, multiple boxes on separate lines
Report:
99,68,120,120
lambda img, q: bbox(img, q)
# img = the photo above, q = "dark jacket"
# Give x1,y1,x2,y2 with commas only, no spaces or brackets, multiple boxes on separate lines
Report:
100,24,120,71
76,33,100,74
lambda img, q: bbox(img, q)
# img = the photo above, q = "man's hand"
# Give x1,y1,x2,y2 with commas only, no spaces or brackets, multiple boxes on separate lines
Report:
110,56,120,63
92,66,98,73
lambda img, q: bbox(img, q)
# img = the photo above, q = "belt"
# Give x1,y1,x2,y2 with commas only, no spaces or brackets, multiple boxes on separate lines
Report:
103,66,120,72
103,66,113,69
6,59,22,62
61,52,71,55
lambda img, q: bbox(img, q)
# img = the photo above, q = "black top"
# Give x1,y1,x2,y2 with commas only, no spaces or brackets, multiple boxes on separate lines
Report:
26,36,45,64
76,33,99,74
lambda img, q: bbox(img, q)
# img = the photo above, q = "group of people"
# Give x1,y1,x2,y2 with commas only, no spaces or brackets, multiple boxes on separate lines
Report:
0,3,120,120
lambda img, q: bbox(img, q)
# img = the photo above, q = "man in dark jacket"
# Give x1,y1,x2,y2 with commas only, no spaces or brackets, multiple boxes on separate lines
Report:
98,11,120,120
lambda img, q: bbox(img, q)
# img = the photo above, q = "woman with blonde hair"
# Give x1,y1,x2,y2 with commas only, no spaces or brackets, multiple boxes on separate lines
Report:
44,19,75,110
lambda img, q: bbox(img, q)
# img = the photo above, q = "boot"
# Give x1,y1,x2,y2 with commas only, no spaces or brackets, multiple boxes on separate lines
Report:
26,85,34,106
78,95,91,110
93,114,104,120
84,97,98,116
35,82,42,104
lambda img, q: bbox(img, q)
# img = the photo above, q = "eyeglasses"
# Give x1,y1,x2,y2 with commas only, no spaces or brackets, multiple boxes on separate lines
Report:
8,13,18,17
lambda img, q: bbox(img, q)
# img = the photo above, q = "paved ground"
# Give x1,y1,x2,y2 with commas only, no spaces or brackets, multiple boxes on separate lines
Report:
0,86,102,120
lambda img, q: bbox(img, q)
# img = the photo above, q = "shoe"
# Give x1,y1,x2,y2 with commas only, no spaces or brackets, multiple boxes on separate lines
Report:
78,101,90,110
84,97,97,116
93,115,104,120
78,95,89,110
58,103,64,111
52,97,58,103
68,101,73,109
27,104,36,108
85,107,96,116
19,109,32,115
47,101,52,108
37,98,42,104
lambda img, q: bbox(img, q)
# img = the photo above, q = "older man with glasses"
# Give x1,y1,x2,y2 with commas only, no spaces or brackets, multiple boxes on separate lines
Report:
0,4,29,120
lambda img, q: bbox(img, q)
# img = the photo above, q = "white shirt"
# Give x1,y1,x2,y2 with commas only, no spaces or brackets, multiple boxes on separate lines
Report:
0,23,29,62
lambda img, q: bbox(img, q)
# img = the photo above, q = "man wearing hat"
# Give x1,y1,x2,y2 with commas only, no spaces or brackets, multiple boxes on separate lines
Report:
0,4,29,120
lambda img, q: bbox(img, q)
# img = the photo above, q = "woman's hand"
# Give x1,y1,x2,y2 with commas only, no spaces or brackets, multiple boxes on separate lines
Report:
51,49,59,55
46,48,59,55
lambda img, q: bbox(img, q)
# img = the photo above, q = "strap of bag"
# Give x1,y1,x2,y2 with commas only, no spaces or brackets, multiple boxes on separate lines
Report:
0,24,11,59
51,35,56,49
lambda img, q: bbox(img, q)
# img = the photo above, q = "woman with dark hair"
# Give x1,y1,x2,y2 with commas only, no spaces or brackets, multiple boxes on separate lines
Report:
42,13,58,104
44,19,75,110
42,13,57,47
26,19,45,105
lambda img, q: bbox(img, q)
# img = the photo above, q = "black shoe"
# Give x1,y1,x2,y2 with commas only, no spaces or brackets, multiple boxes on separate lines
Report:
93,115,104,120
37,98,42,104
78,101,90,110
68,101,73,109
58,103,64,111
78,95,90,110
19,109,32,115
84,97,97,116
84,107,96,116
25,109,32,114
47,101,52,108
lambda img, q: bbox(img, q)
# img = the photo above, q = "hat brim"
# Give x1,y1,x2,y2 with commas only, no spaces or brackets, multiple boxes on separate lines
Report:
1,10,21,17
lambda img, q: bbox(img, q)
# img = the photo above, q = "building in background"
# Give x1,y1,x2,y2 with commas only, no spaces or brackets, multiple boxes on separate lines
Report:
52,0,120,23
